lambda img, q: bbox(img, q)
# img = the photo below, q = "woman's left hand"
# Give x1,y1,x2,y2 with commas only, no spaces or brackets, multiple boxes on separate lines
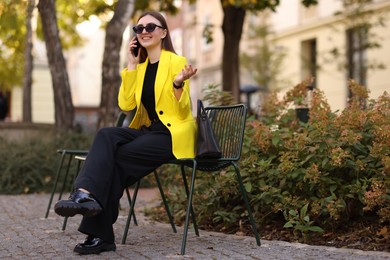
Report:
174,65,197,86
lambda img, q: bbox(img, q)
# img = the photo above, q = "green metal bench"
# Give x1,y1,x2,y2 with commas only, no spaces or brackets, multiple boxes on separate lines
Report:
121,103,261,255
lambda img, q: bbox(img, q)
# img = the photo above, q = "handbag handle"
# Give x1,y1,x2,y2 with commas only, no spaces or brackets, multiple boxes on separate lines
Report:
197,99,206,120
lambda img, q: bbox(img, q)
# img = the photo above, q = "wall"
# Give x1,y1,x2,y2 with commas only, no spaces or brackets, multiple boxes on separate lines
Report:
270,0,390,112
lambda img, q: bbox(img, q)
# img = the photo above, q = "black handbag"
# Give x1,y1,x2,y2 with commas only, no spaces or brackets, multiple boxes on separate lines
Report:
196,99,222,159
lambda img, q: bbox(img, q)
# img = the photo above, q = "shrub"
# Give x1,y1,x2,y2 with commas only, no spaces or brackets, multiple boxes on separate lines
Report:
0,128,158,194
152,81,389,242
0,132,92,194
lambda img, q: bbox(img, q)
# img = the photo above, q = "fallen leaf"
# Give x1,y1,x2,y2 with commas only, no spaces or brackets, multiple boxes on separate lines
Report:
377,226,388,238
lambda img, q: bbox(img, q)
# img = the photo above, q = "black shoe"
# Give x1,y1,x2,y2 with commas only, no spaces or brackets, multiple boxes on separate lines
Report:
74,236,116,255
54,189,102,217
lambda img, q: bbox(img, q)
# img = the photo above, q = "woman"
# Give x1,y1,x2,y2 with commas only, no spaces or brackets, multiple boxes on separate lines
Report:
54,11,197,255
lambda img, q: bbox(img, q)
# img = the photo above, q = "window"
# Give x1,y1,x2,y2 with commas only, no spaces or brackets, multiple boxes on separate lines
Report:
346,26,368,97
301,39,317,87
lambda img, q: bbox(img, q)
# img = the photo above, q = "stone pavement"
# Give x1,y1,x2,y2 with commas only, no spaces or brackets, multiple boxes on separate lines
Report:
0,188,389,260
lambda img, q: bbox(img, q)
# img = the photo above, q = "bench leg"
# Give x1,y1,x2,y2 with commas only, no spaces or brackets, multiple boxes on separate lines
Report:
154,170,177,233
45,151,66,218
180,165,199,236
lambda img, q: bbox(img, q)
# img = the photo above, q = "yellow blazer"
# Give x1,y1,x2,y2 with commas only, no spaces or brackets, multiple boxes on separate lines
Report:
118,49,196,159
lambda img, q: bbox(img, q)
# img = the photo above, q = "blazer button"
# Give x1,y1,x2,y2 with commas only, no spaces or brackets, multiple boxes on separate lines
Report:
159,111,163,115
167,123,171,127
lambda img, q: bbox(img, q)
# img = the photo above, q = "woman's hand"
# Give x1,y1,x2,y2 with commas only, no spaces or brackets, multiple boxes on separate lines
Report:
127,37,140,70
174,65,197,86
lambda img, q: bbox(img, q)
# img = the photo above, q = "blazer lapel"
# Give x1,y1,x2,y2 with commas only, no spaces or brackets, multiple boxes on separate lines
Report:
136,61,148,107
155,50,170,104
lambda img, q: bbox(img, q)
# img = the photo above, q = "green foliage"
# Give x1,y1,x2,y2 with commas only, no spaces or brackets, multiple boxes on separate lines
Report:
242,80,389,236
0,0,111,91
0,131,92,194
0,0,27,91
151,80,389,243
283,203,324,241
202,83,235,106
36,0,116,49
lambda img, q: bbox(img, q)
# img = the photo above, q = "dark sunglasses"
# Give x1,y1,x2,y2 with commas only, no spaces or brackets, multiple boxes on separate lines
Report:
132,23,164,34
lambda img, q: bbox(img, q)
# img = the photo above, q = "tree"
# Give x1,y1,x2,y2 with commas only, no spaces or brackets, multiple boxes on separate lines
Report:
0,0,26,92
221,5,246,102
23,0,35,123
0,0,27,121
97,0,135,128
37,0,176,129
2,0,318,129
38,0,74,132
1,0,95,126
220,0,318,102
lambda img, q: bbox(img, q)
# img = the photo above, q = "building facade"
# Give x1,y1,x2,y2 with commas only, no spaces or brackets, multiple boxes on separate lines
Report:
9,0,390,126
267,0,390,112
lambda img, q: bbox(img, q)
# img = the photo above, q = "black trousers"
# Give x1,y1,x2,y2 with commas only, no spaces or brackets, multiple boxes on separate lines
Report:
74,122,175,243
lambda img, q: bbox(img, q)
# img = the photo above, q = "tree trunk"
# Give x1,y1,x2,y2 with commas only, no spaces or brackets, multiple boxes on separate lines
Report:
38,0,74,132
221,4,246,103
22,0,35,123
97,0,134,128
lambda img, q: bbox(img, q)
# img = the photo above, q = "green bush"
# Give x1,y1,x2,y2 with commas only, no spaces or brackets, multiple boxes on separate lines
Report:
0,128,157,194
0,132,92,194
152,81,389,241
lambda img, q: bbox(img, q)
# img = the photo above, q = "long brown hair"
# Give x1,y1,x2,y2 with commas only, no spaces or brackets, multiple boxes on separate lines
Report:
137,11,176,63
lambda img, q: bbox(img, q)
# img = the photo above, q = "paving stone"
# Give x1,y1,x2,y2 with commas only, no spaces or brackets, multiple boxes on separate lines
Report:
0,190,389,259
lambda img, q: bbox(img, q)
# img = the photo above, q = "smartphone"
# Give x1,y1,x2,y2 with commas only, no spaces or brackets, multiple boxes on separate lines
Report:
132,37,140,57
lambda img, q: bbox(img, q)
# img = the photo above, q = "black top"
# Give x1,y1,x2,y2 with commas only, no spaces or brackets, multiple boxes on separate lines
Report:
141,61,159,122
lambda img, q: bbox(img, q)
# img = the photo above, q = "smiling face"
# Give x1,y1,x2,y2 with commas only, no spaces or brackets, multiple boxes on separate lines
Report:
136,15,167,51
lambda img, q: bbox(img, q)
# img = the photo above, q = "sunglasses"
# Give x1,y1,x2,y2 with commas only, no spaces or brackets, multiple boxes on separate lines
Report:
133,23,165,34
